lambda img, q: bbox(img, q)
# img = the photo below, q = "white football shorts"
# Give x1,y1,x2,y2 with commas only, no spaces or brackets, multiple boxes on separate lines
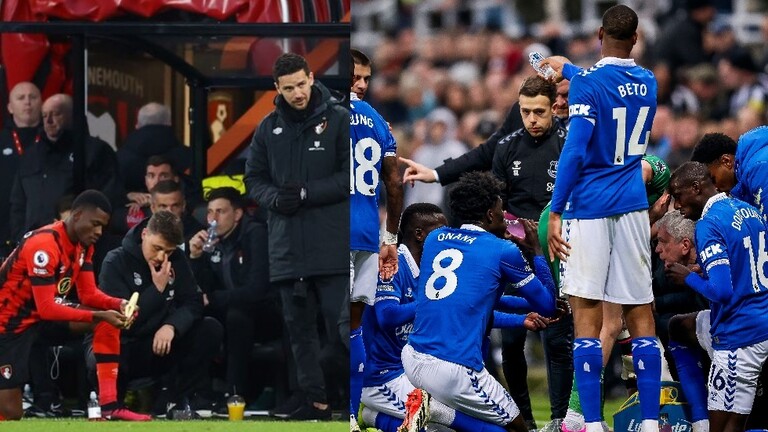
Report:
695,310,714,359
707,339,768,414
401,344,519,426
351,250,378,305
561,210,652,304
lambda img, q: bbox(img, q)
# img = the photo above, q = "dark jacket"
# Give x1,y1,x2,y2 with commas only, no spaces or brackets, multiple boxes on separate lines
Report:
491,126,567,219
116,124,191,193
434,101,524,185
98,219,203,342
0,124,39,249
190,216,271,314
244,82,349,282
10,131,122,240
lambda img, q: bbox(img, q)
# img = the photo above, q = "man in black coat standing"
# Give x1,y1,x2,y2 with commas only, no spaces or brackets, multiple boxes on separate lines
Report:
244,53,348,420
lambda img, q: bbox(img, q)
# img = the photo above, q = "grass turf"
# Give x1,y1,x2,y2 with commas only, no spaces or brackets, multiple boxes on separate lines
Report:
2,419,348,431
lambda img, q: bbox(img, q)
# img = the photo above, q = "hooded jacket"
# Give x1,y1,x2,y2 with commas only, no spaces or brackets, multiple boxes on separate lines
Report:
98,218,203,341
244,81,349,282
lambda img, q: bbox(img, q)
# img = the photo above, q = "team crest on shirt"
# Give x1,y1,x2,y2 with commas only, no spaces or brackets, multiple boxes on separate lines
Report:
33,251,49,268
211,250,222,263
0,365,11,379
314,119,327,135
548,161,558,179
512,161,522,176
57,277,72,296
133,272,142,286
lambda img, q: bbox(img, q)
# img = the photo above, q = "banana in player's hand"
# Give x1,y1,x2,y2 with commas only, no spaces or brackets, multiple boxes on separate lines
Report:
124,292,139,329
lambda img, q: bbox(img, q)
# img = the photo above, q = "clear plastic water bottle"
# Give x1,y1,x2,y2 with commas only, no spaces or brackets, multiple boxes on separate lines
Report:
529,52,556,79
87,391,102,421
202,220,218,253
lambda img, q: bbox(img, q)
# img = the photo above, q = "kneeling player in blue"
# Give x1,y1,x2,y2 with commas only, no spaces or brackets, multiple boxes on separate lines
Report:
691,129,768,221
667,162,768,432
400,172,557,432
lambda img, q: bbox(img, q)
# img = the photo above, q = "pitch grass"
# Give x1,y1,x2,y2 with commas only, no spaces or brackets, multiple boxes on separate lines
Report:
1,419,347,431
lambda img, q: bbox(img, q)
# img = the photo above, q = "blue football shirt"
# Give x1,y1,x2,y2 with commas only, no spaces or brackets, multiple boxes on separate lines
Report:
350,93,397,252
733,125,768,221
694,193,768,350
408,225,555,371
551,58,657,219
363,244,419,387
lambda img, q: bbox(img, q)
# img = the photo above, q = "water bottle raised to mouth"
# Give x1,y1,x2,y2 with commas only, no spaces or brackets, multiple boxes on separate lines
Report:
202,220,218,253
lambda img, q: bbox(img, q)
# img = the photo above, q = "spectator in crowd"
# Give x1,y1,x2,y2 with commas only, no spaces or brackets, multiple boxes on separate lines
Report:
0,82,42,257
244,53,348,420
9,94,121,241
116,103,190,194
653,0,716,86
94,210,222,419
188,187,279,410
0,190,130,421
718,48,768,117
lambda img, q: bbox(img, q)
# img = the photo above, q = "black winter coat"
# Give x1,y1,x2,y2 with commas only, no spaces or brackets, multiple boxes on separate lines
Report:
244,82,349,282
189,216,271,314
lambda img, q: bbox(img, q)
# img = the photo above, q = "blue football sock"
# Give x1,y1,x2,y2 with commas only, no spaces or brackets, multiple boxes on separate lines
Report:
350,326,366,419
573,338,603,423
375,412,404,432
449,410,507,432
632,337,662,421
669,342,708,422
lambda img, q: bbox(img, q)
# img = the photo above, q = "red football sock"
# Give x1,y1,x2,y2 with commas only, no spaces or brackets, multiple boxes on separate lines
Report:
93,321,120,407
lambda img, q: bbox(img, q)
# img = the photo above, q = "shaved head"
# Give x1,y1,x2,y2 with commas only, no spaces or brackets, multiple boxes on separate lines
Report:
7,82,42,127
42,94,73,141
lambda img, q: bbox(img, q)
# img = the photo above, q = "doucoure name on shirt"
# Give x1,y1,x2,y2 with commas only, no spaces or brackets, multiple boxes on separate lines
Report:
731,206,762,231
436,232,477,244
617,83,648,98
350,113,374,128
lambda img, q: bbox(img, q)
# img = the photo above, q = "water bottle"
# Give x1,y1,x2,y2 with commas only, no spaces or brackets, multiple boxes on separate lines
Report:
202,220,218,253
529,52,556,79
87,391,102,421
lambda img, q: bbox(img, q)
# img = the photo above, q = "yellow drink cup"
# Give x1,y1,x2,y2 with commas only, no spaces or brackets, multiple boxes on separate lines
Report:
227,394,245,421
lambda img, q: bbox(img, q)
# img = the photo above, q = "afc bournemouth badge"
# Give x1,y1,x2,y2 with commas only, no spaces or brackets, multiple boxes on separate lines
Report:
314,118,327,135
0,365,11,379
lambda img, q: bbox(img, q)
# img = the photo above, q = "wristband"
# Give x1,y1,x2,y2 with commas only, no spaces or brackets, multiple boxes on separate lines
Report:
382,231,398,245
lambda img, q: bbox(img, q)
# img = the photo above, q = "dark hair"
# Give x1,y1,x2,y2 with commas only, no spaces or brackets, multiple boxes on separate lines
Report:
206,186,243,210
351,49,371,67
691,133,737,164
72,190,112,215
448,172,505,223
150,179,183,197
272,53,310,83
602,4,638,41
519,75,556,103
146,210,183,246
146,154,176,173
56,194,75,216
400,203,443,241
670,161,711,188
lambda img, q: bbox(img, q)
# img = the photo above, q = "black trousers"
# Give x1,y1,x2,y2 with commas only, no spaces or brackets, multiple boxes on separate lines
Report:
224,299,284,398
275,274,347,404
502,313,574,422
117,317,222,401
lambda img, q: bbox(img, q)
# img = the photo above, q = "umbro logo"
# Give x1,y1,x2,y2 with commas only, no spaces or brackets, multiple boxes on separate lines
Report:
272,127,283,135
